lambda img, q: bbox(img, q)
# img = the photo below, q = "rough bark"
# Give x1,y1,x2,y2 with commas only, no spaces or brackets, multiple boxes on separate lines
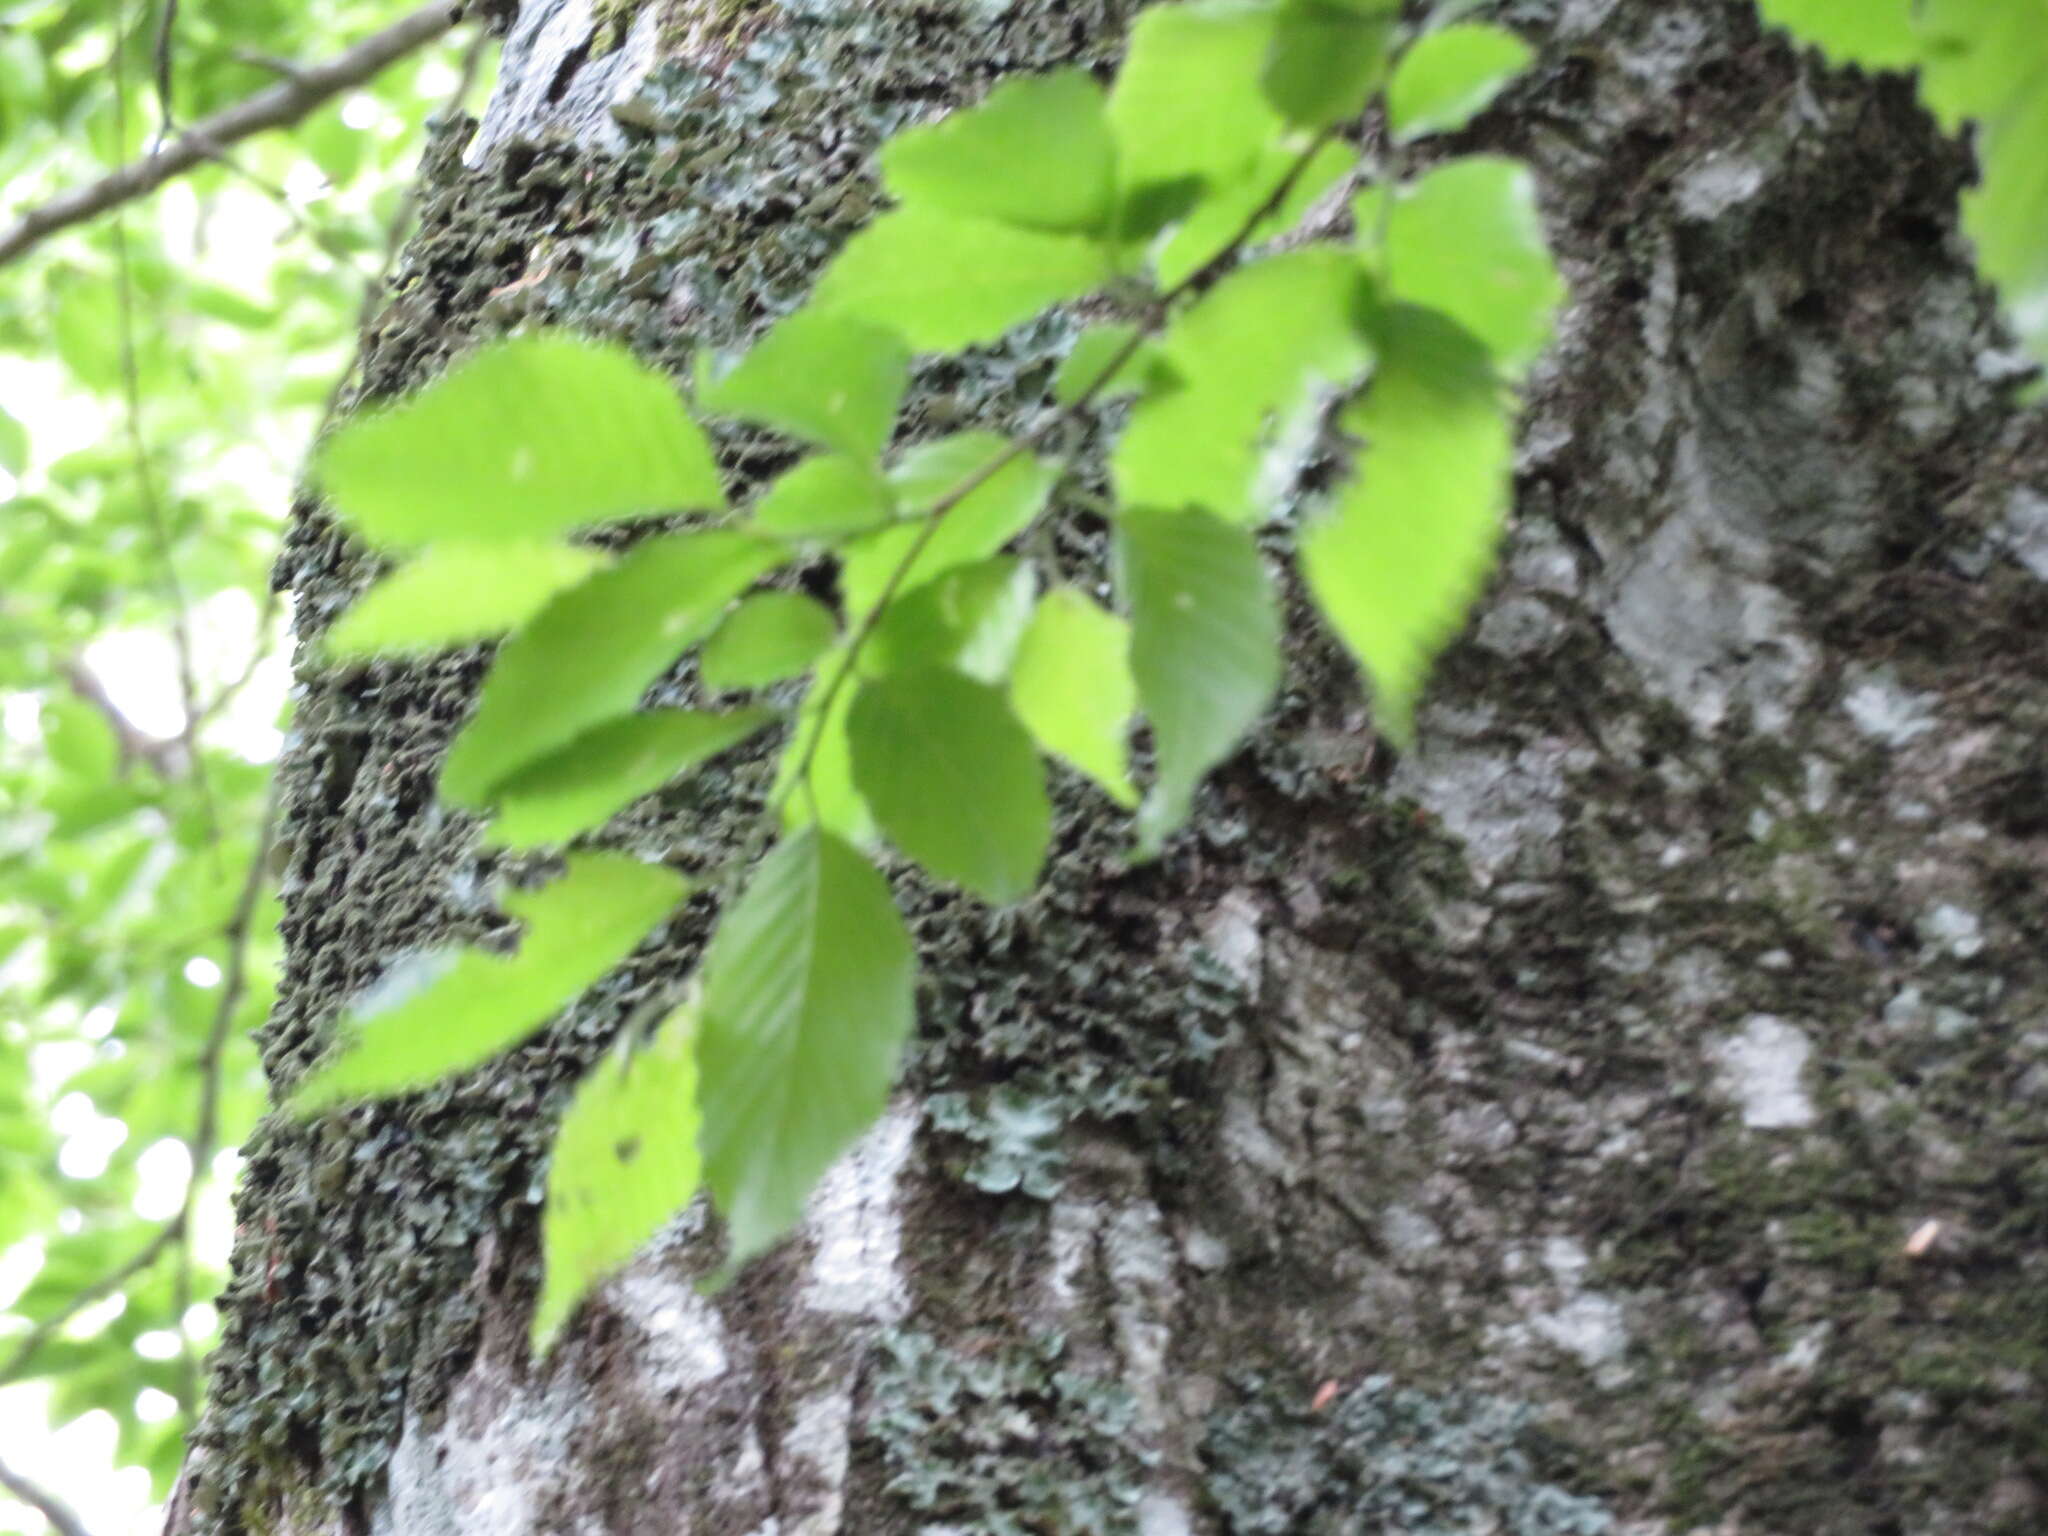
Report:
172,0,2048,1532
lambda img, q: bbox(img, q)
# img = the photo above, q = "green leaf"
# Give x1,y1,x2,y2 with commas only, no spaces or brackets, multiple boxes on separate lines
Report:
487,708,778,848
290,854,685,1110
533,997,702,1354
1119,508,1282,855
864,556,1038,683
441,531,783,806
1153,137,1358,290
1963,84,2048,367
699,829,916,1271
1261,0,1396,130
0,404,26,477
1052,323,1165,406
1917,0,2038,132
1912,0,2048,363
1109,0,1284,204
1356,155,1562,375
839,433,1056,616
698,311,908,461
1299,305,1511,745
1113,248,1373,523
1386,21,1535,141
700,592,838,690
774,646,874,844
319,334,726,550
750,455,896,542
848,669,1050,902
1009,587,1139,807
323,542,611,658
813,208,1114,351
881,69,1118,235
1753,0,1920,70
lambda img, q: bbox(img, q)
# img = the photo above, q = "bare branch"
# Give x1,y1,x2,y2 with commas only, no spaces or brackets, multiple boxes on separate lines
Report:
0,1,464,269
0,1454,96,1536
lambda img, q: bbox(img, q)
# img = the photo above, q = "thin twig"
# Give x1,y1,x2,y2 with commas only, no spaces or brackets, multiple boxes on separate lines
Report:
170,782,277,1412
58,654,183,775
0,1,463,269
111,0,218,851
194,585,283,729
0,1222,179,1387
186,787,278,1208
151,0,179,147
0,1453,95,1536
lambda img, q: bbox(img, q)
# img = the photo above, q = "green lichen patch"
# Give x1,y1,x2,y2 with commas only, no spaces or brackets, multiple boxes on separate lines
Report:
859,1327,1153,1533
1202,1374,1616,1535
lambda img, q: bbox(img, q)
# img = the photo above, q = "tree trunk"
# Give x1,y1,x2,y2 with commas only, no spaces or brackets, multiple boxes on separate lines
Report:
169,0,2048,1532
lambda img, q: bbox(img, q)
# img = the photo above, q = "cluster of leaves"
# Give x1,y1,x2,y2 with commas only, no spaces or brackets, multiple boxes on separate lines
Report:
0,0,475,1515
298,0,1560,1350
1758,0,2048,372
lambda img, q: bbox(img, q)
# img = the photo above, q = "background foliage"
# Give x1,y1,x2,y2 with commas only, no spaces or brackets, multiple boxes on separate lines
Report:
0,3,479,1529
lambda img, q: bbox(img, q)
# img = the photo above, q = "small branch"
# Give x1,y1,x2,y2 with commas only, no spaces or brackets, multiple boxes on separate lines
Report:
0,1221,179,1387
111,0,217,851
0,1454,95,1536
169,783,276,1413
0,0,464,269
58,655,183,775
152,0,180,146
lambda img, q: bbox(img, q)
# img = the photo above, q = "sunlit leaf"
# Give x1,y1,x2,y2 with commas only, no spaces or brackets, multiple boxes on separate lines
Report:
698,311,908,461
1386,21,1535,141
440,531,782,806
700,592,838,690
534,997,702,1354
1261,0,1396,130
0,404,26,476
863,556,1038,683
323,542,610,658
750,455,896,542
319,334,725,549
1113,248,1373,523
1009,587,1139,807
1052,323,1165,405
488,708,778,848
1109,0,1283,204
849,668,1051,902
1154,137,1358,290
774,646,875,844
290,855,685,1110
1119,507,1282,855
1299,305,1511,745
813,208,1114,351
839,433,1055,616
881,69,1118,235
699,829,916,1271
1753,0,1920,69
1355,155,1561,375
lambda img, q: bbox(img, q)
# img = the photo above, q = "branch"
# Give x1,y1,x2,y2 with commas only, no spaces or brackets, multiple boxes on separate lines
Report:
0,1454,95,1536
0,0,464,269
58,654,184,776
